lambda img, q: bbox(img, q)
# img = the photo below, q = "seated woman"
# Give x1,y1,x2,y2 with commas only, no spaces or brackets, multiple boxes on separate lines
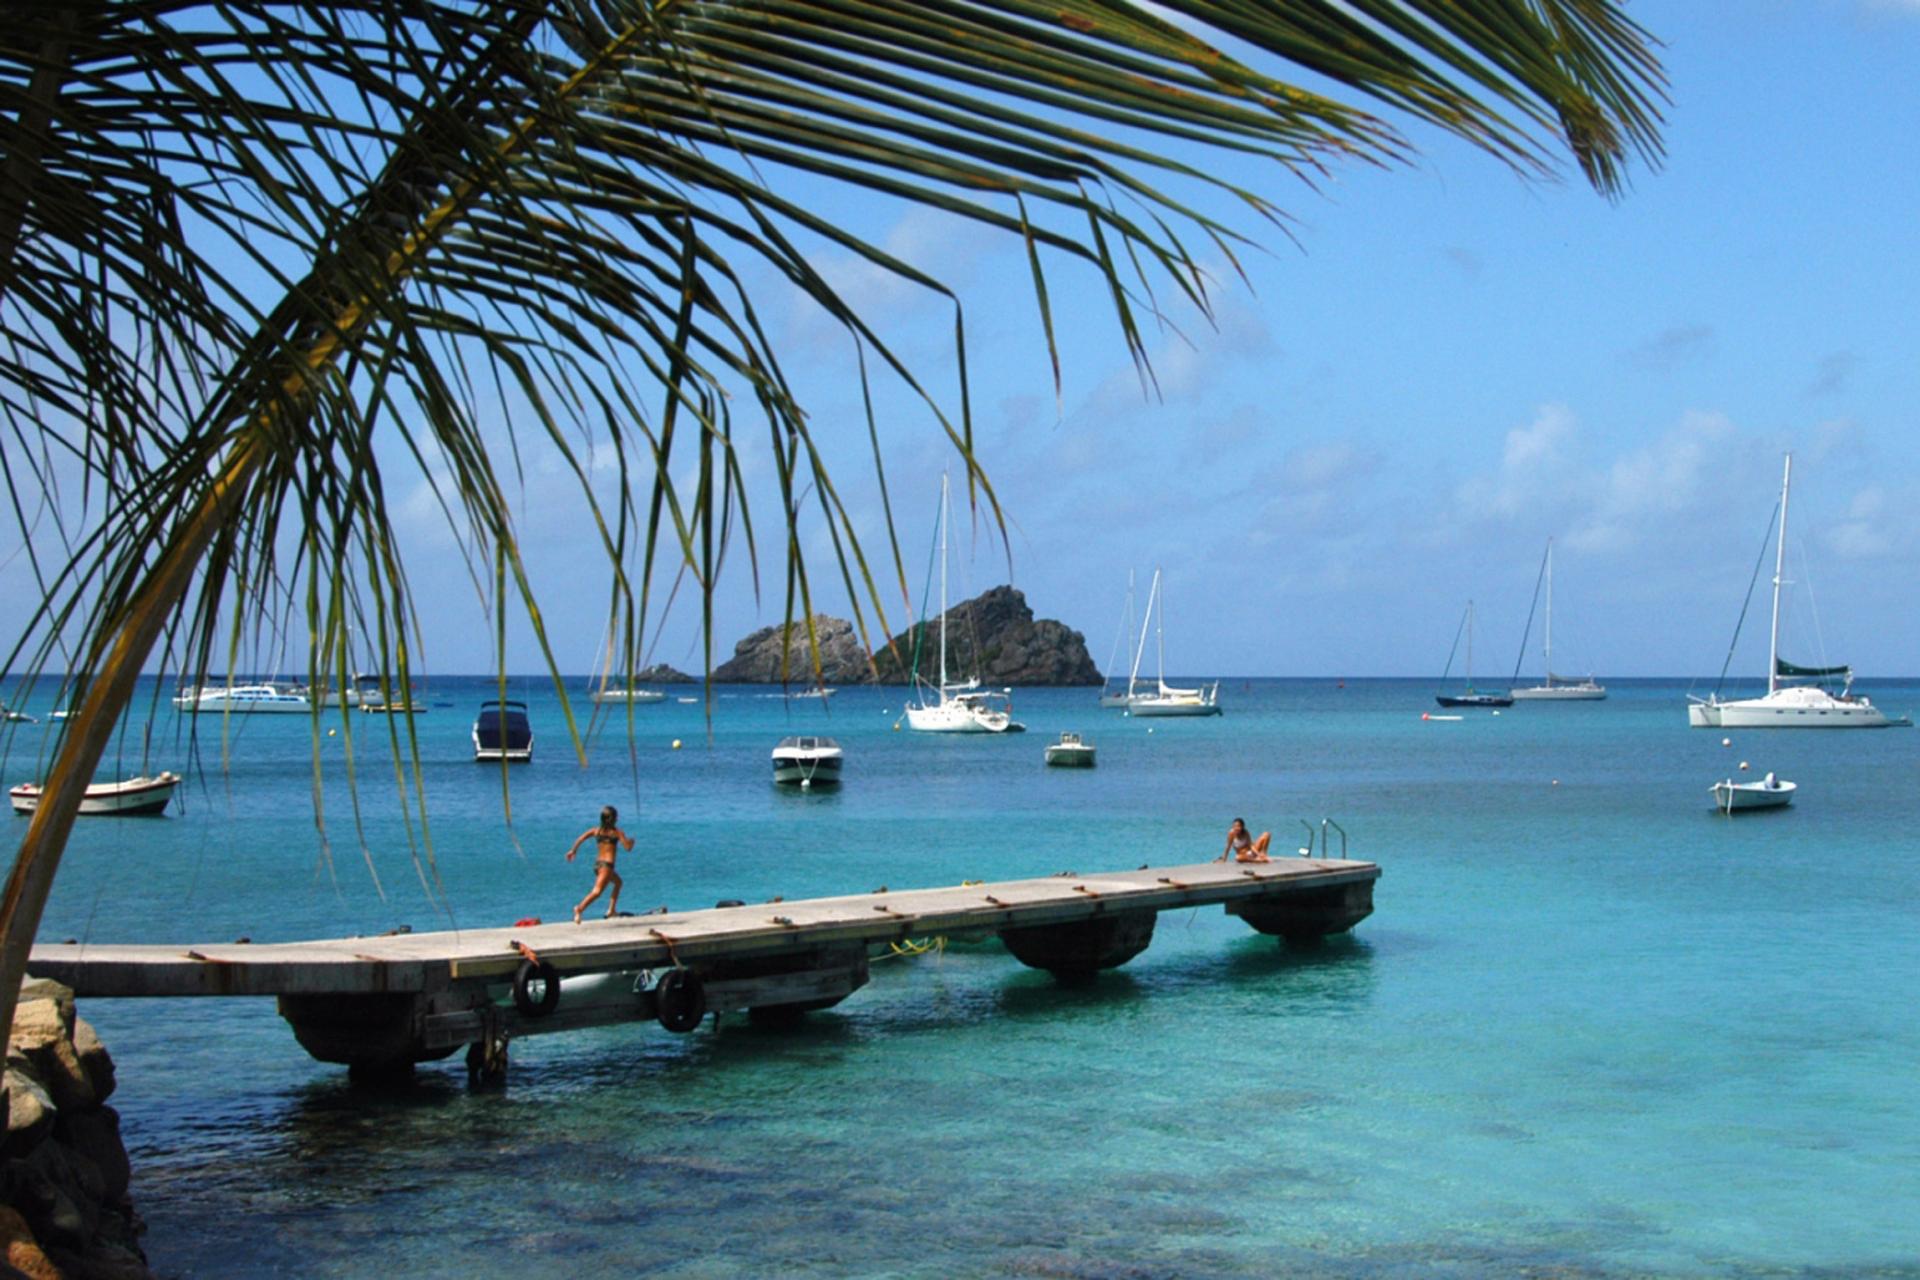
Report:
1219,817,1272,863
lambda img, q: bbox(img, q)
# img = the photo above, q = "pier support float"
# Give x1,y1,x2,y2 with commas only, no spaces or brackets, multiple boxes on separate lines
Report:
998,910,1157,983
278,992,464,1080
1227,880,1375,945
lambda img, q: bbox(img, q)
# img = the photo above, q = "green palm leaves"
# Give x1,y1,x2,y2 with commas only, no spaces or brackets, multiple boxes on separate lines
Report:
0,0,1663,1026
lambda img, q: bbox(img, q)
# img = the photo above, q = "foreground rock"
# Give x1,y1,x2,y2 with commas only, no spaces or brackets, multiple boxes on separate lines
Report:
712,615,875,684
871,586,1100,686
4,978,151,1279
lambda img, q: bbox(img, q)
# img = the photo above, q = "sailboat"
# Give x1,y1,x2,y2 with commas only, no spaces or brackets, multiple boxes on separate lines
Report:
1097,571,1139,708
1435,600,1513,708
904,475,1019,733
1689,454,1891,728
1124,570,1221,717
587,618,665,705
1509,538,1606,701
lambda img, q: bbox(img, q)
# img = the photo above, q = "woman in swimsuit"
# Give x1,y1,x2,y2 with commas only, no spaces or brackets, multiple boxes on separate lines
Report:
1218,817,1272,863
566,804,634,923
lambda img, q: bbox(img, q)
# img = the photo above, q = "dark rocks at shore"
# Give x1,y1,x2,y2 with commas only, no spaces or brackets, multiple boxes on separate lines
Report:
632,663,694,685
711,615,875,685
713,589,1101,687
4,978,153,1279
871,586,1101,686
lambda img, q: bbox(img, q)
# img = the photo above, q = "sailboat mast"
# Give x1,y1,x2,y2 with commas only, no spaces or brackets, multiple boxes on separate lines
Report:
1155,569,1168,692
938,473,950,692
1544,539,1554,681
1128,570,1158,696
1767,454,1791,696
1466,599,1474,686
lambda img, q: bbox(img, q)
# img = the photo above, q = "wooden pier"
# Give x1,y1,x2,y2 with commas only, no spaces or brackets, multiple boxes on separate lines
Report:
28,857,1378,1080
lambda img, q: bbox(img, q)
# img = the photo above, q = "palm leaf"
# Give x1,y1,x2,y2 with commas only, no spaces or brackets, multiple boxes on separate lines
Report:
0,0,1665,1036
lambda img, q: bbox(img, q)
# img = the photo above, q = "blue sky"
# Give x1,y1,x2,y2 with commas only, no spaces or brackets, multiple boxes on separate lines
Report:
9,1,1920,682
575,0,1920,681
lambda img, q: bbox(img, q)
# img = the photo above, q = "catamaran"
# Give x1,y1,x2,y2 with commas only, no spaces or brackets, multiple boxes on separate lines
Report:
1435,600,1512,708
1689,455,1891,728
904,474,1019,733
1509,538,1606,700
1123,569,1221,717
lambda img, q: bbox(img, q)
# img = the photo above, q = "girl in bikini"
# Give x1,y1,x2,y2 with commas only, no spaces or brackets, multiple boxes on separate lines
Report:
1218,817,1272,863
566,804,634,923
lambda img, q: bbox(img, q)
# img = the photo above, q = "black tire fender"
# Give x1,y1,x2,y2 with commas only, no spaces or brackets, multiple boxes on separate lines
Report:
511,958,561,1018
655,967,706,1033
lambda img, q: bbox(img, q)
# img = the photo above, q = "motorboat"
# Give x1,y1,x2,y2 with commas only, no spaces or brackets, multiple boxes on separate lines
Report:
1044,732,1096,767
10,771,181,817
1712,772,1796,813
172,683,312,714
1690,455,1891,729
905,475,1020,734
1509,539,1606,701
1,703,35,724
787,687,836,701
472,700,533,762
771,736,843,788
1435,601,1513,708
589,685,666,705
1121,570,1222,717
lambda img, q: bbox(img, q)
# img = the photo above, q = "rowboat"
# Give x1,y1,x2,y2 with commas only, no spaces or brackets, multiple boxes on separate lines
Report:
1711,772,1796,813
10,772,182,817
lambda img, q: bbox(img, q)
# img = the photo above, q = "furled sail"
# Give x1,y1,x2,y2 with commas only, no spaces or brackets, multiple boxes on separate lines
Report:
1776,658,1850,679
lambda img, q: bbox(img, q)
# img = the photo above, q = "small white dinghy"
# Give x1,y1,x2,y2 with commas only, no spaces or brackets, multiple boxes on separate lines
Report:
772,736,842,788
10,771,182,817
1044,732,1096,768
1712,771,1796,814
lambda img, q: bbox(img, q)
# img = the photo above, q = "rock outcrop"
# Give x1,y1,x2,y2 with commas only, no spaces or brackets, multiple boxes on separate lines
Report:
714,589,1101,686
633,663,694,685
872,586,1101,686
4,978,152,1279
712,615,875,685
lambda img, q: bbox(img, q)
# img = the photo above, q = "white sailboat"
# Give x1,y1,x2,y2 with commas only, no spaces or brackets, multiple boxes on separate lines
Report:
1124,570,1221,717
1509,538,1606,701
1689,454,1891,728
904,475,1018,733
1098,571,1139,708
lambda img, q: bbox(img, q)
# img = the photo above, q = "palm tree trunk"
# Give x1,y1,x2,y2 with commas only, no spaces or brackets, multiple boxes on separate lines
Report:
0,439,264,1042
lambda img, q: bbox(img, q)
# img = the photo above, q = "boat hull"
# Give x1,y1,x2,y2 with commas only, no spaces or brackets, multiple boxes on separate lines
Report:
772,756,843,786
1509,684,1607,701
1712,779,1795,811
1435,694,1514,708
11,772,181,817
173,685,312,714
1691,691,1890,728
1044,747,1097,767
589,689,666,704
1127,697,1221,717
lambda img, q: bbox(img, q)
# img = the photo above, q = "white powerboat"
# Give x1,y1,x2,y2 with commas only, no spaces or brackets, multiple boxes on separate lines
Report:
1690,455,1891,729
11,771,181,817
772,736,843,788
1712,772,1796,813
472,700,533,761
589,686,666,705
1509,539,1606,701
905,475,1021,734
1122,570,1221,717
172,683,312,714
1,703,35,724
1044,732,1096,767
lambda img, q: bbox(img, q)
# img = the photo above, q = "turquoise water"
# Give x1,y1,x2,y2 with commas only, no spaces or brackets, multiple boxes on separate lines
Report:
5,677,1919,1278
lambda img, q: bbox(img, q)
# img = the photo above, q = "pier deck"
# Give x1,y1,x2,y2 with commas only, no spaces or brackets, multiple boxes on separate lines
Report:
28,857,1378,1077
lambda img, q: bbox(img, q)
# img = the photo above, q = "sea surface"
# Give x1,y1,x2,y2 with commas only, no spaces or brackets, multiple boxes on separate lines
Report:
4,675,1918,1278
